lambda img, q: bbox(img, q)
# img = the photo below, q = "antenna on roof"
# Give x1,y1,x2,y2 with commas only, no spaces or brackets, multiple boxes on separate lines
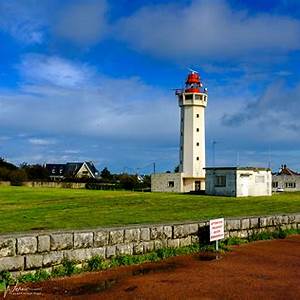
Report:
188,67,198,74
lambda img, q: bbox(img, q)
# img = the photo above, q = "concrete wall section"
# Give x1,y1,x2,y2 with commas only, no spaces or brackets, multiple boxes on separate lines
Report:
151,173,183,193
237,170,272,197
1,214,299,273
205,169,236,196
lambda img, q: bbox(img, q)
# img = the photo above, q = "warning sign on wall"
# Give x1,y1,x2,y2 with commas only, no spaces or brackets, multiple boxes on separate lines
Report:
210,218,224,242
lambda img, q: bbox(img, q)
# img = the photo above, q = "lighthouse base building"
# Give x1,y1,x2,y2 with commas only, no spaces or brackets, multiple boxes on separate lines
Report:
151,172,204,193
151,71,207,193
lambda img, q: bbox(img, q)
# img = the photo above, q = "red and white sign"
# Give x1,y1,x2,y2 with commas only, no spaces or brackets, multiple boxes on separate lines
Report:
210,218,224,242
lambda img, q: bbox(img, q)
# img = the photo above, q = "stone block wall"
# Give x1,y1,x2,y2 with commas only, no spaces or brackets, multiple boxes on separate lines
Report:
0,214,299,274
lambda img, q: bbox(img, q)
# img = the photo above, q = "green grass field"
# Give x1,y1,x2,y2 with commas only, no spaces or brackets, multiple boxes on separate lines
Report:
1,186,300,234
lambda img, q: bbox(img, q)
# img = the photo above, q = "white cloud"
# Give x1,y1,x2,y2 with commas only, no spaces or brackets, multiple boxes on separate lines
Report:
1,55,177,144
0,0,108,46
18,54,95,88
0,0,46,44
54,0,108,45
116,0,300,61
221,80,300,145
28,138,56,146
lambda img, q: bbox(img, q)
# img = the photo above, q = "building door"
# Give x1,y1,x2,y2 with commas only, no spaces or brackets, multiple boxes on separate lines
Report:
240,176,249,196
195,181,201,191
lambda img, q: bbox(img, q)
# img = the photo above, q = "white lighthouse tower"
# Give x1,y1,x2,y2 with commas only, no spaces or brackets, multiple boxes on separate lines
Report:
151,71,208,193
177,71,208,190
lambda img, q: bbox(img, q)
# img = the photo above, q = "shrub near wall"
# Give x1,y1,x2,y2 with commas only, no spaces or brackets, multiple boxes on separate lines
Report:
0,214,299,274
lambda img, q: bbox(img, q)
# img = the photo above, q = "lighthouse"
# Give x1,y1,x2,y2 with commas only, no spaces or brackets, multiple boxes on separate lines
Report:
151,71,208,193
177,71,208,190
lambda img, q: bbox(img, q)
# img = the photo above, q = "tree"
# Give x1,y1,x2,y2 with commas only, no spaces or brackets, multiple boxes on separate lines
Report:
0,158,18,170
119,174,139,190
100,167,112,181
10,169,27,186
20,164,49,180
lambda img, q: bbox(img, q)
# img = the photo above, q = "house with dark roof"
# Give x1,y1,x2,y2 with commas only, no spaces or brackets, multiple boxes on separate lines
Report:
46,162,99,180
272,164,300,191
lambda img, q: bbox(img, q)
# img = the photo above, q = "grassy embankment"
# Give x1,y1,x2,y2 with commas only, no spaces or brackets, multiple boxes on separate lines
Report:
0,186,300,233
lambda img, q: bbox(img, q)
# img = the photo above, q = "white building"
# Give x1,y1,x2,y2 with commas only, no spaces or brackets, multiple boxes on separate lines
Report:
205,167,272,197
151,71,208,192
272,164,300,192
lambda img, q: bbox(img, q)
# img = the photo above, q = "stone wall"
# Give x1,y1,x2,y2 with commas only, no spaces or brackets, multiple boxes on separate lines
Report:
0,214,299,274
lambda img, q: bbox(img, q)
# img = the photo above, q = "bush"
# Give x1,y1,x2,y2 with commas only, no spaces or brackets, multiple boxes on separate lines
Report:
0,270,15,287
20,164,49,181
62,259,77,276
10,169,27,186
113,255,135,266
86,256,105,271
85,182,119,190
119,174,139,190
51,265,66,278
224,237,248,246
156,248,176,259
0,167,11,181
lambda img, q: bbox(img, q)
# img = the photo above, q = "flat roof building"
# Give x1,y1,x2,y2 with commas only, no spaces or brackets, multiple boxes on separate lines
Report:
205,167,272,197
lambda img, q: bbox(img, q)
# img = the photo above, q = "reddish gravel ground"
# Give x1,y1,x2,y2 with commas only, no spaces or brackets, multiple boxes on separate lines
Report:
3,235,300,300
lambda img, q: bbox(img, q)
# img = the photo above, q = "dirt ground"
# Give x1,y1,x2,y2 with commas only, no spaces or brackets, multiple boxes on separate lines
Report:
3,235,300,300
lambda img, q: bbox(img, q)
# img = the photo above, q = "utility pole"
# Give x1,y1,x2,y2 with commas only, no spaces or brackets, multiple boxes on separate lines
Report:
212,140,216,167
268,146,271,169
236,151,240,167
153,162,156,174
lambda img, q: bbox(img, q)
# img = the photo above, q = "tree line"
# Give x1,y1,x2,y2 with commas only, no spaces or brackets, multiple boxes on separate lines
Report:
0,158,150,190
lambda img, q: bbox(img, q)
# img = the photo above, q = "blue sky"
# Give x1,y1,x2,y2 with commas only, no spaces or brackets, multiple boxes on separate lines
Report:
0,0,300,173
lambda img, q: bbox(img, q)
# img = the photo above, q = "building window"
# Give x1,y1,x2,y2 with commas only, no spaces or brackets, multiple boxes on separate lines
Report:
195,95,201,100
272,182,278,188
215,175,226,187
285,182,296,188
196,157,199,160
255,176,265,183
168,181,174,188
196,142,199,146
185,94,193,100
196,114,199,118
196,128,199,132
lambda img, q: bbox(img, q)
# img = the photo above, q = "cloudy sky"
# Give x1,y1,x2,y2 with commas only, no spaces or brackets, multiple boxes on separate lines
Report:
1,0,300,173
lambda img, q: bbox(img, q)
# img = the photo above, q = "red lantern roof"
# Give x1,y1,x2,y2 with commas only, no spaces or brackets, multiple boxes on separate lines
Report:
185,71,202,93
186,72,200,85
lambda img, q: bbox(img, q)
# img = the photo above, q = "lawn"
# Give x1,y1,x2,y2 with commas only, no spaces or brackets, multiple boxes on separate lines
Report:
0,186,300,234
